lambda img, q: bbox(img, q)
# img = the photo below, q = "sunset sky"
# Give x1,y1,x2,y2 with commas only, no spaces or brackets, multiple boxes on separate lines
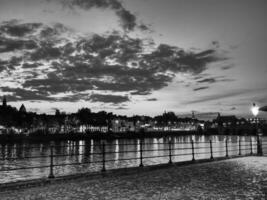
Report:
0,0,266,119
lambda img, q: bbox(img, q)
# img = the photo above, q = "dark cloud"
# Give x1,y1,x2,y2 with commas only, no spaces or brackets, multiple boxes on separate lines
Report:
90,94,129,103
147,98,157,101
30,42,61,61
221,64,235,70
0,37,37,53
196,76,234,84
0,20,42,37
115,106,128,110
130,91,152,96
59,0,139,31
197,78,216,84
138,23,151,32
0,21,228,103
23,72,95,94
59,94,91,102
193,74,210,80
115,8,136,31
211,41,220,48
0,87,52,101
193,86,209,91
260,105,267,112
22,63,42,69
230,107,236,110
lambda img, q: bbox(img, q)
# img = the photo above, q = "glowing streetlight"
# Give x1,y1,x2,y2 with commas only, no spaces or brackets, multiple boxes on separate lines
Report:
251,103,263,155
251,103,259,117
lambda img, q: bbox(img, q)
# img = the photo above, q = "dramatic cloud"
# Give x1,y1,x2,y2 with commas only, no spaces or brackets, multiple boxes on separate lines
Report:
0,20,42,37
197,78,216,84
147,98,157,101
196,77,235,85
221,64,235,70
230,107,236,110
0,37,37,53
90,94,129,103
0,21,227,104
0,87,52,101
194,87,209,91
58,0,138,32
260,105,267,112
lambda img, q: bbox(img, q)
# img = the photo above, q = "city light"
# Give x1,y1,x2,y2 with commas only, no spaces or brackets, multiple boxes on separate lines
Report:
251,103,259,117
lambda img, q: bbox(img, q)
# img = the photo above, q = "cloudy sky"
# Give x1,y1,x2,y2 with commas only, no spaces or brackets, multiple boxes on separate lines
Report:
0,0,266,119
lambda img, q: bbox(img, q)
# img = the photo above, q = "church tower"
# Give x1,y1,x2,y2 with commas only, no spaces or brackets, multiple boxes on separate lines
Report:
192,111,195,119
2,96,7,107
19,104,26,113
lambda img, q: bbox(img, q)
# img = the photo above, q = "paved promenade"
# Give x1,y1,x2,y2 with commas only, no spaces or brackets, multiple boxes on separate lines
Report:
1,156,267,199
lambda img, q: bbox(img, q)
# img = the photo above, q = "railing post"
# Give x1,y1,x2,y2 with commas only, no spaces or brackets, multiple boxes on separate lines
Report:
241,138,242,156
168,140,172,164
48,144,55,179
139,139,143,167
257,135,263,156
250,137,253,155
191,140,195,162
210,140,213,160
101,143,106,172
225,138,228,158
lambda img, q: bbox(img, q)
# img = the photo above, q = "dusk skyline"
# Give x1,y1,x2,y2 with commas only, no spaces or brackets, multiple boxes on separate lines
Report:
0,0,266,119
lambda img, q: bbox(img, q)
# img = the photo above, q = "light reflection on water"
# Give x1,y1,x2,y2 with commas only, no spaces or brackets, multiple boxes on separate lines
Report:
0,135,258,184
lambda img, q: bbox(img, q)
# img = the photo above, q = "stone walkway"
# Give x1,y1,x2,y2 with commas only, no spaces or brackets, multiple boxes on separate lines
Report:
1,157,267,199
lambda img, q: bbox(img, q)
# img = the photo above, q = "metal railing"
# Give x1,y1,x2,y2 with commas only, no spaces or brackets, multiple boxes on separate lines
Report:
0,136,264,182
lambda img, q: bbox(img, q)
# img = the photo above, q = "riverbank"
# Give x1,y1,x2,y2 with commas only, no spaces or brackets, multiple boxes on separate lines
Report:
1,156,266,199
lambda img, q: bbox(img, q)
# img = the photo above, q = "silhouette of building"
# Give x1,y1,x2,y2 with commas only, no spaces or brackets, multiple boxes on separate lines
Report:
192,111,195,119
212,113,256,135
19,104,26,113
2,96,7,107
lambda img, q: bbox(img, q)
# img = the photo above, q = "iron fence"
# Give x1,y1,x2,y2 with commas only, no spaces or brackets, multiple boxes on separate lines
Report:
0,136,264,182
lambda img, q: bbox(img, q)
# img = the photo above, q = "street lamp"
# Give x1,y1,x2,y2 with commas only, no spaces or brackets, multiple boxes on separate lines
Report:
251,103,260,131
251,103,263,155
251,103,259,118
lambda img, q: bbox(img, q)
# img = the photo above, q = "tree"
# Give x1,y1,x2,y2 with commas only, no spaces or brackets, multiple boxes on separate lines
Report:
77,108,92,132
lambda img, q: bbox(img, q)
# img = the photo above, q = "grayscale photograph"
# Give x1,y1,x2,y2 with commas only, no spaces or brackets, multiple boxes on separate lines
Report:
0,0,267,199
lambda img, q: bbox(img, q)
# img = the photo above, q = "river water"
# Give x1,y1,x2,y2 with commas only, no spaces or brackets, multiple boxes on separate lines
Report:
0,135,260,184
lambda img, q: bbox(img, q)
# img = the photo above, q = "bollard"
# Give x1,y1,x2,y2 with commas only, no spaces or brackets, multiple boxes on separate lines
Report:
139,140,144,167
191,140,195,162
257,135,263,156
101,143,106,172
225,138,229,158
210,140,213,160
250,137,253,155
168,140,172,164
48,144,55,179
239,139,241,156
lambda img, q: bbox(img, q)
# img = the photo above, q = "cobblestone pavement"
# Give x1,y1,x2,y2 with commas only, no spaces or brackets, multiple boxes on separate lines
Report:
1,157,267,200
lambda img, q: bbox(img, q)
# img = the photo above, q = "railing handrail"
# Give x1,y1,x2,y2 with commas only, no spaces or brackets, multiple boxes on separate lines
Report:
0,135,262,181
0,141,257,161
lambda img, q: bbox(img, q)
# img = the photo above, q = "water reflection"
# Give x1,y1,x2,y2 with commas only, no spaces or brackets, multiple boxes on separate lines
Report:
0,135,259,183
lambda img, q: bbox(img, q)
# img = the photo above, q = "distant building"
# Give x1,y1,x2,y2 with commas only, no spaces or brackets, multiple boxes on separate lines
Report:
213,114,238,134
212,113,255,135
2,96,7,107
0,125,5,134
111,119,135,132
19,104,27,113
247,118,266,125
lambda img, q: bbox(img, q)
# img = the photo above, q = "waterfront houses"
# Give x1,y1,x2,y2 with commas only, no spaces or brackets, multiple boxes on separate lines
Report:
0,96,266,135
